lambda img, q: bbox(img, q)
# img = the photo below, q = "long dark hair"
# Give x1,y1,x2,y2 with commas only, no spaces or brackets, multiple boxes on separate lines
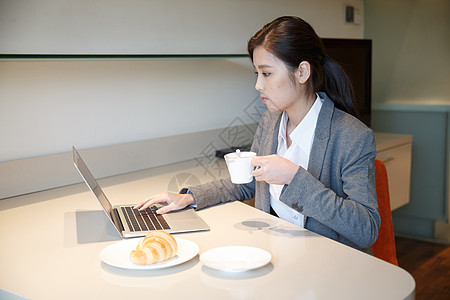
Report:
248,16,358,118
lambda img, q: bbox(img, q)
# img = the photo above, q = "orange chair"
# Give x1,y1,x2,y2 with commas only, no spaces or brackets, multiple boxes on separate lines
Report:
371,159,399,266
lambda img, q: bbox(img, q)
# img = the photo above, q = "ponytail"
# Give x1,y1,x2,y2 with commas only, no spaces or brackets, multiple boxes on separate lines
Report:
321,56,358,118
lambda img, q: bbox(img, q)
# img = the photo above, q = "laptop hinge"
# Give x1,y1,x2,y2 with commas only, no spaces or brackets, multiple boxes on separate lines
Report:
111,208,125,232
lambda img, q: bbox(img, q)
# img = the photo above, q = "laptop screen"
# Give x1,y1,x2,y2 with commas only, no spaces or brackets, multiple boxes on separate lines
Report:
73,147,113,215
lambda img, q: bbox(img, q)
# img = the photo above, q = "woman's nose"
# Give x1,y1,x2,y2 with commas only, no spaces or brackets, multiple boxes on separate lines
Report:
255,76,263,91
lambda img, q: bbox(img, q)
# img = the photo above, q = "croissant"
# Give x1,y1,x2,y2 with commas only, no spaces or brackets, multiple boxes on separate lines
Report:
130,231,178,265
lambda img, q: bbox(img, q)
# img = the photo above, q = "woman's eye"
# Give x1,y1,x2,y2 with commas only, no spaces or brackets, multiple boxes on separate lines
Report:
255,72,270,77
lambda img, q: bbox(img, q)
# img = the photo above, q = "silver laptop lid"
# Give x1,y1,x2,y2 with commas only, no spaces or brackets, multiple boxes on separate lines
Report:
73,147,114,217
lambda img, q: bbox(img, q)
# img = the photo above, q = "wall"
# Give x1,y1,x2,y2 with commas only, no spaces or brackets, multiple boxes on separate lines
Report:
0,0,364,54
365,0,450,106
0,0,364,199
365,0,450,240
0,58,258,161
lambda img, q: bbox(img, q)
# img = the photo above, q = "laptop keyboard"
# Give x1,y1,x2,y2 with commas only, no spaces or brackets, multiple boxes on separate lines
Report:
121,206,170,232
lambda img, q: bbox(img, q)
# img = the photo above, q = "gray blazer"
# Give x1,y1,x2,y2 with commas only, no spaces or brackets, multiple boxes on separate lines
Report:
190,93,380,251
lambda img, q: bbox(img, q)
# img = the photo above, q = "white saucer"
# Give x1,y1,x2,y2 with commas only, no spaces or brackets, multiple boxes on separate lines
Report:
200,246,271,272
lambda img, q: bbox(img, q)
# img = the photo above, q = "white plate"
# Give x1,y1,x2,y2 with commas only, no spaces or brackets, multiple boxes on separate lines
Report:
100,238,199,270
200,246,271,272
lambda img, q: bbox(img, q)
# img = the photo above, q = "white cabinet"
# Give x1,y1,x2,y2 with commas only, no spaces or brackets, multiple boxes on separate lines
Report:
374,132,413,211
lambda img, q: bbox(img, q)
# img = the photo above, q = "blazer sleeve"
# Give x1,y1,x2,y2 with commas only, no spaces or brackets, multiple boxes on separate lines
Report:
279,121,380,249
187,111,274,210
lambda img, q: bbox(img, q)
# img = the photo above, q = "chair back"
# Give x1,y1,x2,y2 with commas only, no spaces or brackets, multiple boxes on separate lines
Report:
371,159,399,266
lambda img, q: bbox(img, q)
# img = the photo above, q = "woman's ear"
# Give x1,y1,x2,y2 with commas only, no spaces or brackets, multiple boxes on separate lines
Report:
296,61,311,84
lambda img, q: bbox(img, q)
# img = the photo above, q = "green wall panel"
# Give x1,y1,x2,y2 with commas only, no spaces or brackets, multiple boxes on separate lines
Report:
372,109,447,238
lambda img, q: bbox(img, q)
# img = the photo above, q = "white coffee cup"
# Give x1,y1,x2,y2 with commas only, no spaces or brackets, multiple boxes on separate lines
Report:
224,150,256,184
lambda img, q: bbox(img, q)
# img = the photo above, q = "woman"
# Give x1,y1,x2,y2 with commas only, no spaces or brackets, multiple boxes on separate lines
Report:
135,16,380,252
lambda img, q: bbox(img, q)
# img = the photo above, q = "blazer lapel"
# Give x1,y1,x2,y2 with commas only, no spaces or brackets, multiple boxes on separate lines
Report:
308,93,334,180
257,112,282,213
270,114,282,154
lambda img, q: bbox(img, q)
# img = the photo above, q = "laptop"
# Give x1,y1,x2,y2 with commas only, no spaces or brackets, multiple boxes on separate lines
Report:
72,146,210,238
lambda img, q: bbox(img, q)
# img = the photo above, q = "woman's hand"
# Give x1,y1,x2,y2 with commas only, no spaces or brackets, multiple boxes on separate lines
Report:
251,155,299,185
134,192,195,214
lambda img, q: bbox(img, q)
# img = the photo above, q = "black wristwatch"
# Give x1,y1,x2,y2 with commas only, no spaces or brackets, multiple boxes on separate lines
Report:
179,188,192,194
179,188,197,208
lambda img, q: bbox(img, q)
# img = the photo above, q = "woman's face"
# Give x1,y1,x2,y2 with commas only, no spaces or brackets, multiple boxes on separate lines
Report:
253,46,302,113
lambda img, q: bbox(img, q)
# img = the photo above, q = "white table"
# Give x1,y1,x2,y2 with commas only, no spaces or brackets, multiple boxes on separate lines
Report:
0,160,415,300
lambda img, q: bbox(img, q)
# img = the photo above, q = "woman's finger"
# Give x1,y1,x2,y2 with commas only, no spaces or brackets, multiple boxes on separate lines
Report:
251,155,264,167
156,202,176,214
134,194,168,210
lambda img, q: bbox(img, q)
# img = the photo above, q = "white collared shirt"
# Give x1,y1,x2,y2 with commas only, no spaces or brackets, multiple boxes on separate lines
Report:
269,94,323,227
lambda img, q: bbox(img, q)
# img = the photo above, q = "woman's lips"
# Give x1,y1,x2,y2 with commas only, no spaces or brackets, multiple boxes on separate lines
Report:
261,96,268,103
